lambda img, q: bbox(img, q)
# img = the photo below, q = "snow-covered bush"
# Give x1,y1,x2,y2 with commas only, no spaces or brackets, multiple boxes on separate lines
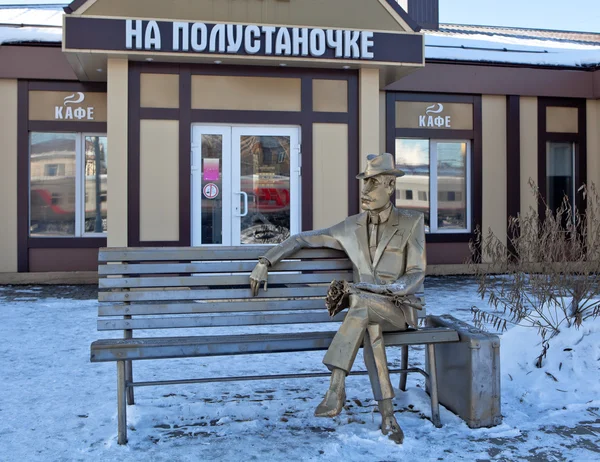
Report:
469,180,600,367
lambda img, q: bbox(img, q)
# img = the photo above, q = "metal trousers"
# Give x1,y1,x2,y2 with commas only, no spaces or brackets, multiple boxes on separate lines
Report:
322,291,411,401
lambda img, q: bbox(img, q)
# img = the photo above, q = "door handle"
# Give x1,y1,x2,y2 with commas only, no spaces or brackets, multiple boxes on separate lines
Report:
236,191,249,217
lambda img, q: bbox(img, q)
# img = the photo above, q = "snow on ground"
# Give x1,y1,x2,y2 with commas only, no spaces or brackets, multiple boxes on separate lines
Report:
0,278,599,461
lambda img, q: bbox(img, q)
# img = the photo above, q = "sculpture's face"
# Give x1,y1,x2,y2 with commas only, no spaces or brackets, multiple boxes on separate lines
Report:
361,175,394,211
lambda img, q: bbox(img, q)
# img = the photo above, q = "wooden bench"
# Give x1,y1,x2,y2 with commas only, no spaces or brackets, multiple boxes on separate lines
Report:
92,246,459,444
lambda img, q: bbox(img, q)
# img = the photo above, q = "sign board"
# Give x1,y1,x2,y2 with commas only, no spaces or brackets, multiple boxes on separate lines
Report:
395,101,474,130
64,16,424,65
29,91,108,122
203,183,219,199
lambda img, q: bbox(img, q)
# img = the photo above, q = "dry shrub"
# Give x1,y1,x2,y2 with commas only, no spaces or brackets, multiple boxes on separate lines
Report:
469,180,600,367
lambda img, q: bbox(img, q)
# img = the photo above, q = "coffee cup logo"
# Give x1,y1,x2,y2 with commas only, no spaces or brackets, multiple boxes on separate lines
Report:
55,92,95,120
419,103,451,128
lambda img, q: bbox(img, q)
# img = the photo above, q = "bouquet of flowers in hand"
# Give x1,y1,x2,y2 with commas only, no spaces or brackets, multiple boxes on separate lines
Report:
325,280,353,318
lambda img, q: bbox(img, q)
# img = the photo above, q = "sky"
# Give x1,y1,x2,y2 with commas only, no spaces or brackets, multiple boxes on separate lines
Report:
0,0,599,34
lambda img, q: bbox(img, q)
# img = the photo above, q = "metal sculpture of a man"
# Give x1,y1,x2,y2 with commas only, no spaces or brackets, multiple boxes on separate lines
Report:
249,153,426,444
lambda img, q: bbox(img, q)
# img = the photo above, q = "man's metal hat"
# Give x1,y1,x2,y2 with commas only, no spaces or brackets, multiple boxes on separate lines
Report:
356,153,405,179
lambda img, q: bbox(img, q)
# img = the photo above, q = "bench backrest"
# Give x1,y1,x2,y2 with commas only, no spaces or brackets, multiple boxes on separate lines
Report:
97,246,424,334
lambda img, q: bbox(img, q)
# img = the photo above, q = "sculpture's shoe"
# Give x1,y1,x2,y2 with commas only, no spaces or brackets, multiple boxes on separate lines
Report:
381,416,404,444
314,389,346,417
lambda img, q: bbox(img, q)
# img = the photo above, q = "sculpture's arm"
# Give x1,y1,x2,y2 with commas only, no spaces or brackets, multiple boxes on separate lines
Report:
260,227,344,267
250,227,343,296
355,213,426,297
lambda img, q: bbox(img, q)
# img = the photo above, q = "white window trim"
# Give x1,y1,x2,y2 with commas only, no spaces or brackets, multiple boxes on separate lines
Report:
429,139,471,234
79,133,107,237
29,131,107,238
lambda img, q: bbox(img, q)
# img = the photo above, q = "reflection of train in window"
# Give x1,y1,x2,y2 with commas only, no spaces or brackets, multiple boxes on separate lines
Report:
396,175,467,231
30,174,107,234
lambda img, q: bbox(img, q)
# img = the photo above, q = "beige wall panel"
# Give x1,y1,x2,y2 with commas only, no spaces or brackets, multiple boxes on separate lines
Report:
482,95,507,261
83,0,408,32
192,76,301,111
520,97,538,215
379,91,386,153
0,80,18,272
586,100,600,247
107,58,128,246
546,106,578,133
587,100,600,189
313,79,348,113
140,73,179,108
140,120,179,241
359,68,380,197
313,124,348,229
29,91,107,122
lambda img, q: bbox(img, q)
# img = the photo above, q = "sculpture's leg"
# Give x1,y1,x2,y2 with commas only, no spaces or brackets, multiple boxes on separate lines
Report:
363,330,384,401
399,345,409,392
365,323,394,400
427,343,442,428
322,302,368,374
117,361,128,445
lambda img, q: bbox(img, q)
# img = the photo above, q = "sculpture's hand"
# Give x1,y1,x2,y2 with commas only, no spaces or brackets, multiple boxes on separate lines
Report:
353,282,392,295
249,259,269,296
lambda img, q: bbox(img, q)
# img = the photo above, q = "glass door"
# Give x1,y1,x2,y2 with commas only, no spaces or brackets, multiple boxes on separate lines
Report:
191,125,300,246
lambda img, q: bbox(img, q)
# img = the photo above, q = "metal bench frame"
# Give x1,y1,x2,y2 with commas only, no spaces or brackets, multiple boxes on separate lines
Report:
92,246,459,444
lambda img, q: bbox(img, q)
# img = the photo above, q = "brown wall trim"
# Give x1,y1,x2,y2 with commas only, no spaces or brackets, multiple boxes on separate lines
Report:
537,97,587,218
28,81,107,92
300,76,314,231
506,95,520,255
17,81,29,272
347,74,360,217
28,121,107,132
426,242,471,265
139,108,180,120
28,238,107,249
394,129,474,139
128,65,142,247
0,46,78,81
386,62,597,99
29,248,99,272
178,65,192,247
472,95,483,262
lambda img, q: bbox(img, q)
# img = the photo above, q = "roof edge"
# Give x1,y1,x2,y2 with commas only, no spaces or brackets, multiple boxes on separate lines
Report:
64,0,422,32
385,0,421,32
64,0,87,14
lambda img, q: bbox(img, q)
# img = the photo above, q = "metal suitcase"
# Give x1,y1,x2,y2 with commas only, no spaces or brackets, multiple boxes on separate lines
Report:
425,314,502,428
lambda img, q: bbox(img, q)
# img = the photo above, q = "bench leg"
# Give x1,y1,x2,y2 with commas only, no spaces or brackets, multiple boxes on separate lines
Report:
399,345,409,392
426,344,442,428
125,361,134,405
117,361,128,445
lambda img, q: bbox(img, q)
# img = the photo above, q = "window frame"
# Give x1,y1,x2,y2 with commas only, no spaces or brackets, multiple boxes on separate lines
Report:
395,137,472,234
29,131,107,238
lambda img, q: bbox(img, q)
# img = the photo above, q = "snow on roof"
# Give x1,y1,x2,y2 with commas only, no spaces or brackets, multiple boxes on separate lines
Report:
1,5,599,68
426,24,600,68
0,5,62,45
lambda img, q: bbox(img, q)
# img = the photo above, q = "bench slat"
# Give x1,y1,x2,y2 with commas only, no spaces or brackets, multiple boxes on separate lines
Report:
90,328,460,362
99,247,347,262
99,272,352,289
98,311,344,330
98,286,329,302
98,259,353,276
98,299,328,316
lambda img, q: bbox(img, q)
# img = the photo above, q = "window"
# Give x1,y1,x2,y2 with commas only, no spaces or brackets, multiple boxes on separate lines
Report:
405,190,413,200
395,138,471,233
546,142,575,214
30,132,108,237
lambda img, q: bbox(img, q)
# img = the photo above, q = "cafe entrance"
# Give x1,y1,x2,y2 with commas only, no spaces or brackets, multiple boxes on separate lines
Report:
191,125,301,246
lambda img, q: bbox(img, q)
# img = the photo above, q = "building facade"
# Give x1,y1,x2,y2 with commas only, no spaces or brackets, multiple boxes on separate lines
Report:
0,0,599,280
